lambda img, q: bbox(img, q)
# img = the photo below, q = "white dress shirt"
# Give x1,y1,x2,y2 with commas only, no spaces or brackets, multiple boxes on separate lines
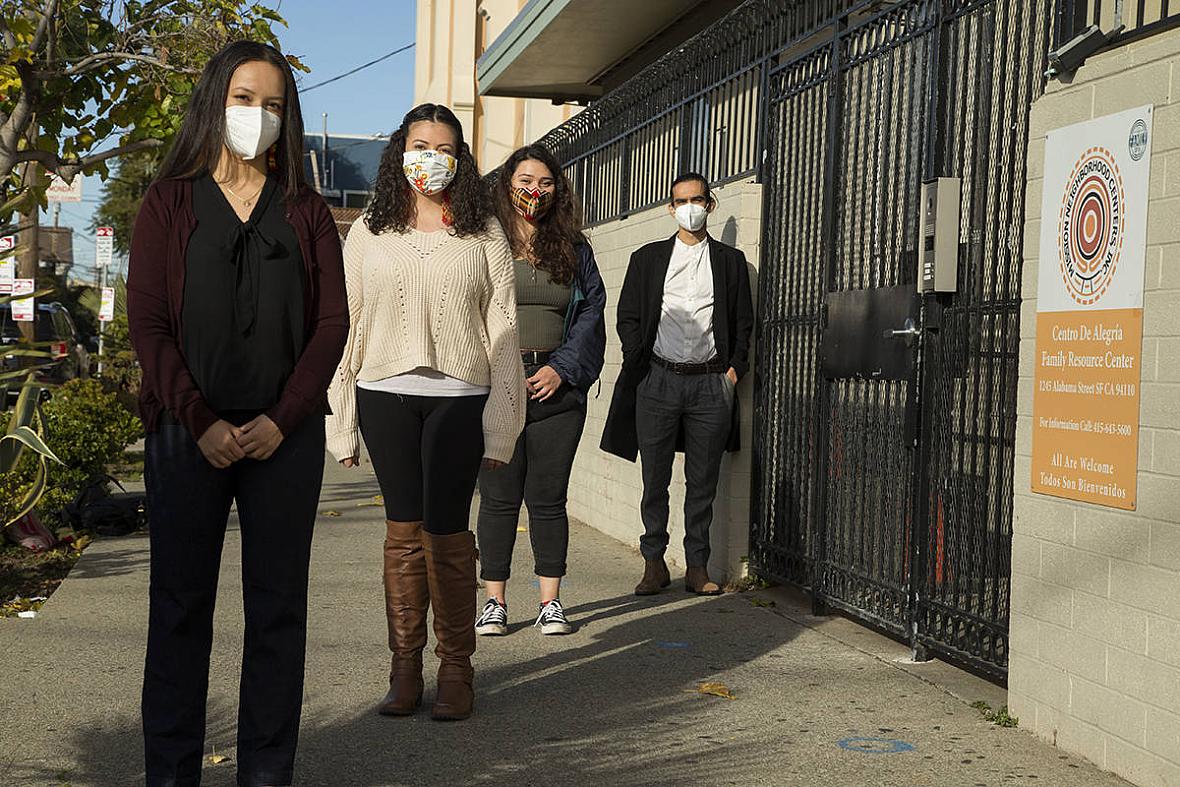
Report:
654,236,716,364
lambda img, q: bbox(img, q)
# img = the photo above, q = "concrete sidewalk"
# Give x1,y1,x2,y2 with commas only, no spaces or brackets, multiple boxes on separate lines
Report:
0,458,1128,787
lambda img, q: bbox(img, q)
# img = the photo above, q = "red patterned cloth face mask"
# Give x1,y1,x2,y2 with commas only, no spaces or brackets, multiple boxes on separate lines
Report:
510,187,554,221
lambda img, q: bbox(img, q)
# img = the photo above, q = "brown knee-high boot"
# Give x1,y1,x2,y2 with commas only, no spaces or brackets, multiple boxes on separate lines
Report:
422,529,477,721
378,520,428,716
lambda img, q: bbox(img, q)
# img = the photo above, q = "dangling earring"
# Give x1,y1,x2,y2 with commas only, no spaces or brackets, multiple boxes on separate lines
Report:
267,144,278,172
441,190,454,228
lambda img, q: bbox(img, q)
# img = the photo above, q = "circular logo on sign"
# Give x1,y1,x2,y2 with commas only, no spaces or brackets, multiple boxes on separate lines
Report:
1058,146,1124,306
1128,118,1148,161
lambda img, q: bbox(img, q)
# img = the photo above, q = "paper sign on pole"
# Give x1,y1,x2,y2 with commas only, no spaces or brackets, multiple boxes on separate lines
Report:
99,287,116,322
11,279,35,322
95,226,114,268
45,174,83,203
1031,105,1153,511
0,235,14,295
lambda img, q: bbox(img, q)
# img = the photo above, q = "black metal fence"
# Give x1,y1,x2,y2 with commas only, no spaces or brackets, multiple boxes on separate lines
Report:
537,0,1061,680
535,0,866,226
1056,0,1180,47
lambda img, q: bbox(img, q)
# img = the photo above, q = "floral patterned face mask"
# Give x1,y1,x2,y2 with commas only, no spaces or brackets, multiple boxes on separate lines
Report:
510,187,555,222
403,150,457,196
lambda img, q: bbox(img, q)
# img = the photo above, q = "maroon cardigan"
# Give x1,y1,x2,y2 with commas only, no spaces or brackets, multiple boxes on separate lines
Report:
127,178,349,441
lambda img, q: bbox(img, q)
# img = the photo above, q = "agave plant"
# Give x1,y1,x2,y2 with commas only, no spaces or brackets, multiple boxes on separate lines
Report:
0,279,66,527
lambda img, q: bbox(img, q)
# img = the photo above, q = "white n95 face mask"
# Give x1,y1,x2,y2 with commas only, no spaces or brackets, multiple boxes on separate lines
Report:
675,203,709,232
403,150,458,195
224,105,282,161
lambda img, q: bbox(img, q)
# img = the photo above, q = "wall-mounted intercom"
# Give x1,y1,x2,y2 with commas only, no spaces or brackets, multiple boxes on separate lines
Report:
917,177,961,294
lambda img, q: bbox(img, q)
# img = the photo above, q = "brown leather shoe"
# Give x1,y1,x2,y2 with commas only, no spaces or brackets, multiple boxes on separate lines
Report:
685,566,722,596
423,530,478,721
634,557,671,596
378,520,428,716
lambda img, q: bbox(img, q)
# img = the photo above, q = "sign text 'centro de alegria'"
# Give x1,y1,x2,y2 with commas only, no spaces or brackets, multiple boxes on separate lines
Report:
1032,105,1152,510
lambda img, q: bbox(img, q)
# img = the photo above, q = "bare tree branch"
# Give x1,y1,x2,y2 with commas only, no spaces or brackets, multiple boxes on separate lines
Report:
13,139,164,179
38,51,201,78
0,14,17,51
29,0,60,53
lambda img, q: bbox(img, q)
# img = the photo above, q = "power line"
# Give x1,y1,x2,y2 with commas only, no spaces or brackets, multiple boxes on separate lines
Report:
298,43,415,93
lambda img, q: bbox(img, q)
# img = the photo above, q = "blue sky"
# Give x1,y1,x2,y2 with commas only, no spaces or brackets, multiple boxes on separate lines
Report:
57,0,417,283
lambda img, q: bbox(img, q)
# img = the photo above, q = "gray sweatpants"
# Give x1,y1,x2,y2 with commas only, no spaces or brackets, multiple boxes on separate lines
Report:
635,363,734,568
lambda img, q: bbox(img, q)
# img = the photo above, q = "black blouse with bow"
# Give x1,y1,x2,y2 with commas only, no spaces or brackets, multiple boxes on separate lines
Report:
181,173,305,416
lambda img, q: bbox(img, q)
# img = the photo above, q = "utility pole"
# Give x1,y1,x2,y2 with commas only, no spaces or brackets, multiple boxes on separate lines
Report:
94,227,114,375
17,157,39,343
96,261,106,375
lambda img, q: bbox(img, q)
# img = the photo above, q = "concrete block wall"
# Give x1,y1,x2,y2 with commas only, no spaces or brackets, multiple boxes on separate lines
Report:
569,179,763,583
1008,28,1180,787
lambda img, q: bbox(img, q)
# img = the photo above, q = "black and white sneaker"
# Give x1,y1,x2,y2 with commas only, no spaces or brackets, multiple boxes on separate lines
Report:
534,598,573,635
475,598,508,636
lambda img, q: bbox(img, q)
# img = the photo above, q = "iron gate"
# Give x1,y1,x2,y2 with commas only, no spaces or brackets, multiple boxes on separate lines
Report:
750,0,1053,679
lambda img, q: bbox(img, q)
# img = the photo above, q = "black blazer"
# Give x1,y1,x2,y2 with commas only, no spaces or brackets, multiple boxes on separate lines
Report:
600,234,754,461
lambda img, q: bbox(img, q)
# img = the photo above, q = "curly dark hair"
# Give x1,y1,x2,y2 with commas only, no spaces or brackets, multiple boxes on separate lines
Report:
365,103,491,237
494,145,587,286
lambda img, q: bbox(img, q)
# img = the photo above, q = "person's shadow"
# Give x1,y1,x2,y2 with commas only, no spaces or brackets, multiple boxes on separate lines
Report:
25,587,799,786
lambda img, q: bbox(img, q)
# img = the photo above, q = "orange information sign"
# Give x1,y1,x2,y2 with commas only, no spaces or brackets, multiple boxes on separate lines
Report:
1032,309,1141,508
1032,106,1153,510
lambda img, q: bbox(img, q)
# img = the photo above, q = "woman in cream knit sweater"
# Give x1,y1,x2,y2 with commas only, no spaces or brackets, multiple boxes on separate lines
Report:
327,103,524,722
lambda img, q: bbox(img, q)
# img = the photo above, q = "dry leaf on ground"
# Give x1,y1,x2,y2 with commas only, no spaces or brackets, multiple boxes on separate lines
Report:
697,682,735,700
206,754,230,765
323,510,342,518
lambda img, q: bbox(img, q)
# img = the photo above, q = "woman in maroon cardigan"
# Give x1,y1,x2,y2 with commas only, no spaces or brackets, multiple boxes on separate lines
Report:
127,41,347,787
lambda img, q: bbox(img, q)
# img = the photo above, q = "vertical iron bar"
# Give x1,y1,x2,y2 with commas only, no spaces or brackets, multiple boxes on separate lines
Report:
812,15,848,612
907,0,947,663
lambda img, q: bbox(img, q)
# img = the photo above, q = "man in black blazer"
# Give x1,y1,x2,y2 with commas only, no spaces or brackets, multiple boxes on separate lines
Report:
600,173,754,596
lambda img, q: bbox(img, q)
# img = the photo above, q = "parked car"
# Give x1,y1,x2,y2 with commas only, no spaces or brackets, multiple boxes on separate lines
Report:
1,301,88,398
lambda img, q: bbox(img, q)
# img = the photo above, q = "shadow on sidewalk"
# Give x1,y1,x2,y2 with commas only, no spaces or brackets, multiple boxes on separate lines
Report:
302,590,798,785
66,540,151,581
20,591,798,786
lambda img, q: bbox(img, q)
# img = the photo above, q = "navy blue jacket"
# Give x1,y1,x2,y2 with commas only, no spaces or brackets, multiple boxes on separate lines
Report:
547,242,607,399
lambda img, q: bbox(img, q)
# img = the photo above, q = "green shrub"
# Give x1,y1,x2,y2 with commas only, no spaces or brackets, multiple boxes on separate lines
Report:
0,379,143,525
97,313,142,402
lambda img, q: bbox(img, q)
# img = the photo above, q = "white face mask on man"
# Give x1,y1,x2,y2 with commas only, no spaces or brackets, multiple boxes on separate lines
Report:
674,202,709,232
224,105,282,161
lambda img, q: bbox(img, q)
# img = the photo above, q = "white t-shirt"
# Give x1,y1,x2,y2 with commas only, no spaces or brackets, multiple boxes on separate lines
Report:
357,366,491,397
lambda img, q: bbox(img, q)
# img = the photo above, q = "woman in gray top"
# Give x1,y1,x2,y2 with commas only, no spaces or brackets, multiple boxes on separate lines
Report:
475,145,607,636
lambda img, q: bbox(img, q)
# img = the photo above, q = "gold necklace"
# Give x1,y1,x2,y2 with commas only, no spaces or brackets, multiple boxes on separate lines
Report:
220,179,265,207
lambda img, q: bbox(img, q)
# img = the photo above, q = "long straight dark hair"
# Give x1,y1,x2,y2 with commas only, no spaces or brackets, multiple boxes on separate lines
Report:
365,103,491,238
494,144,585,286
155,41,306,202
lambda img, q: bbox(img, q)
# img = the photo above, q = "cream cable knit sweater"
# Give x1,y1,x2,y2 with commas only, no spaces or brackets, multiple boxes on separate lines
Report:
326,217,525,463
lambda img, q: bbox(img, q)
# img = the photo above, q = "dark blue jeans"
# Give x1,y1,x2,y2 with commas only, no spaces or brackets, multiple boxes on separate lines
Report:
142,415,325,787
477,382,586,581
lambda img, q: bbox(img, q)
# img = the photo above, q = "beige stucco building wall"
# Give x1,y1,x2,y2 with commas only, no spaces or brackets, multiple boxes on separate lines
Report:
1008,29,1180,787
569,178,763,583
414,0,580,173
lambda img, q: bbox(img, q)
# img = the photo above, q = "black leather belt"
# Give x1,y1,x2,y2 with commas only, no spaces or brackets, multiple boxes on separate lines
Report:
650,355,726,375
521,350,553,366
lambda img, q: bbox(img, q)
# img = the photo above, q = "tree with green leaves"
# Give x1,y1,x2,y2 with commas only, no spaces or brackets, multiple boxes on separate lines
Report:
91,149,159,256
0,0,299,222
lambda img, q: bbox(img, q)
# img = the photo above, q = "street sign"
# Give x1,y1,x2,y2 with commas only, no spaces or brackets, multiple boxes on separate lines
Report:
11,279,35,322
0,235,13,295
96,226,113,268
99,287,116,322
46,174,83,203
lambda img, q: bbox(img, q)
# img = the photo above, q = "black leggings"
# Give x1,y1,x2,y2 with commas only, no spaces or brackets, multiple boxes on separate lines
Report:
357,387,487,535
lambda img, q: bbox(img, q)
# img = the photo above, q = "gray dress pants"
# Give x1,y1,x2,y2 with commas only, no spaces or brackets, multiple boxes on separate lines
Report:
635,363,734,567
